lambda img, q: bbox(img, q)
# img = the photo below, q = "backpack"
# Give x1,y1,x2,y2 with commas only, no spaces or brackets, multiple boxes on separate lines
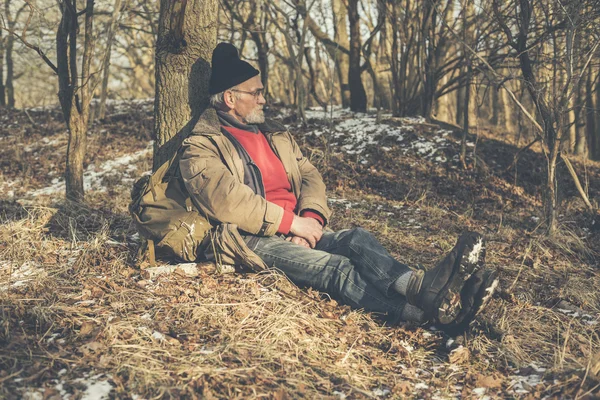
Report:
129,151,212,267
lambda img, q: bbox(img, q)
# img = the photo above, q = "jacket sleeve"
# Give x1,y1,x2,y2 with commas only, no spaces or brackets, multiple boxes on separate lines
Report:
288,133,332,225
179,135,284,236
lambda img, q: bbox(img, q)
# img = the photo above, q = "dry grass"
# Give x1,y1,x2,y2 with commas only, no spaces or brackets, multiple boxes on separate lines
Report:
1,104,600,398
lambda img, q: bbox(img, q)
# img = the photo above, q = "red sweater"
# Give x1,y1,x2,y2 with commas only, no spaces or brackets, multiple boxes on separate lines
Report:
223,126,323,234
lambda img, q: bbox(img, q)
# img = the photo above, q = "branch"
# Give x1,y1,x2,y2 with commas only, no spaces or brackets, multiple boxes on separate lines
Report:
0,26,58,74
561,154,594,211
492,0,517,49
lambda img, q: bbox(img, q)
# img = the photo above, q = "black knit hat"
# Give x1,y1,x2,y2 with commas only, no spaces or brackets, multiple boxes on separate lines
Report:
209,43,260,95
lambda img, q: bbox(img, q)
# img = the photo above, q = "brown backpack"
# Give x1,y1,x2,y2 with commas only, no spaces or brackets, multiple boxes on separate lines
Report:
129,152,212,266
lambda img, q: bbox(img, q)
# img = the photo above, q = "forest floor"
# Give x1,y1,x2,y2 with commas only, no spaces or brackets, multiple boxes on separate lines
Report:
1,100,599,399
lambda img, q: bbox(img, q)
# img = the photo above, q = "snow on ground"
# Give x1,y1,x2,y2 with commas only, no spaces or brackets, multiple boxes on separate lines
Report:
506,364,548,396
19,374,114,400
0,261,46,291
555,307,599,326
27,141,153,198
280,106,471,163
1,250,84,292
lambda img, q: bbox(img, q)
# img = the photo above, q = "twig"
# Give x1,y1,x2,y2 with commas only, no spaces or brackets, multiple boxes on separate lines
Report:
501,137,541,174
561,154,594,211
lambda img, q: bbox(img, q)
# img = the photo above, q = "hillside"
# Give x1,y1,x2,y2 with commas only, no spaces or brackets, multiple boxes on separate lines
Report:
1,101,599,399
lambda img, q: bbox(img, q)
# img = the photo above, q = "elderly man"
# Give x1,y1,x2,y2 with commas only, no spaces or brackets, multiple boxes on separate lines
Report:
179,43,498,332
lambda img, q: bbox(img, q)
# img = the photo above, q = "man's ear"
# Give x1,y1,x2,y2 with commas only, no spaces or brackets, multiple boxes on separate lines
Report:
223,90,236,110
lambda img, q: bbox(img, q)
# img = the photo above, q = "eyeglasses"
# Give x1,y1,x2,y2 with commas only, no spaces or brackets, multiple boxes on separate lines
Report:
230,88,265,99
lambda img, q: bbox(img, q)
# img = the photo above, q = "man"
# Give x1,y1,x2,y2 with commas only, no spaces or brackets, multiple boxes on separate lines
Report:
179,43,498,332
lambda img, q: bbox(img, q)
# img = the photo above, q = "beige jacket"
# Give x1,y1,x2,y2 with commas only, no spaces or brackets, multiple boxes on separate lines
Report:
178,108,331,267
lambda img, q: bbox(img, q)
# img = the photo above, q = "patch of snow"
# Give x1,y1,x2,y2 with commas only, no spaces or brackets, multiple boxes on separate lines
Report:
328,198,357,210
47,333,61,343
414,382,429,390
28,141,153,197
53,374,113,400
507,363,547,395
0,260,46,291
372,387,390,397
21,391,43,400
555,308,598,325
333,390,347,399
400,340,415,353
199,346,216,355
79,376,113,400
472,387,487,396
152,331,165,341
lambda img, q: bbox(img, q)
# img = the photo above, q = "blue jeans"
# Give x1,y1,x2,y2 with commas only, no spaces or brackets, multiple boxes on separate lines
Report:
244,228,412,324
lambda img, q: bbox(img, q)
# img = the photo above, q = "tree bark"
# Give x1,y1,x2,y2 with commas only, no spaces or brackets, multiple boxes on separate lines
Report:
332,0,351,108
98,0,123,120
154,0,219,170
57,0,96,202
501,83,516,134
574,75,586,155
347,0,367,112
589,66,600,160
0,27,5,107
4,0,15,108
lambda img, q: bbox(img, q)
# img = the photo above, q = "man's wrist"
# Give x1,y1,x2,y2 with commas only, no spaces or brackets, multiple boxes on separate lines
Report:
277,210,295,235
300,210,325,226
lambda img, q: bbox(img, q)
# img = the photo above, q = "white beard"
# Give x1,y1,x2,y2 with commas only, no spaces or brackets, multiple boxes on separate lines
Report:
243,107,265,124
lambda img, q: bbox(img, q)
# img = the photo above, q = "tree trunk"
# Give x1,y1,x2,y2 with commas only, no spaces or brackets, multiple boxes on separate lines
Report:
250,29,269,98
420,1,436,120
154,0,219,170
98,0,123,120
57,0,96,202
501,83,516,134
347,0,367,112
65,117,87,201
5,31,14,108
332,0,351,108
455,79,464,126
389,2,400,116
490,87,499,126
460,68,471,169
5,0,15,108
0,27,5,107
589,66,600,160
574,76,586,155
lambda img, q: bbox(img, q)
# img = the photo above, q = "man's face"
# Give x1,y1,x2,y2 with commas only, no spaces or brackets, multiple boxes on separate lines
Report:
227,75,266,124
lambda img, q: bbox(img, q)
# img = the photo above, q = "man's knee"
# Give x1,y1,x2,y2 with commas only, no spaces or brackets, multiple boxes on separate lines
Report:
347,227,372,244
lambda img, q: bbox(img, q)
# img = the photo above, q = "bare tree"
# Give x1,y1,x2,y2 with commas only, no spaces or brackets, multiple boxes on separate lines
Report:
493,0,600,232
98,0,123,120
1,0,101,201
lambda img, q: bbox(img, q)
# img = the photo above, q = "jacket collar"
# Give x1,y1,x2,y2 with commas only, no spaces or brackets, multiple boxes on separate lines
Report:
191,107,287,136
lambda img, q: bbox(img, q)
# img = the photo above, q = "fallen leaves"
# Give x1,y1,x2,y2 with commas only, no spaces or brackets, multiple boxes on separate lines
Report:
449,346,470,365
475,373,504,389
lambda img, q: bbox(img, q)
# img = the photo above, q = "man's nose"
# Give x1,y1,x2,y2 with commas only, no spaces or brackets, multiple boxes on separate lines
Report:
257,92,266,104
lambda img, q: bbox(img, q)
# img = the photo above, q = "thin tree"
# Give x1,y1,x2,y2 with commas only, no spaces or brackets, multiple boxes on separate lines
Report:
347,0,367,111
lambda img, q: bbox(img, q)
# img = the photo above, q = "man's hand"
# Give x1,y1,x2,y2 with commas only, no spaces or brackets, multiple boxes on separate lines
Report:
285,235,311,248
289,216,323,248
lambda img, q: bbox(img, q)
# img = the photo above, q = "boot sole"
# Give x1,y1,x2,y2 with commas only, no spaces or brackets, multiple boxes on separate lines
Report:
436,235,486,324
442,270,499,335
473,276,499,318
